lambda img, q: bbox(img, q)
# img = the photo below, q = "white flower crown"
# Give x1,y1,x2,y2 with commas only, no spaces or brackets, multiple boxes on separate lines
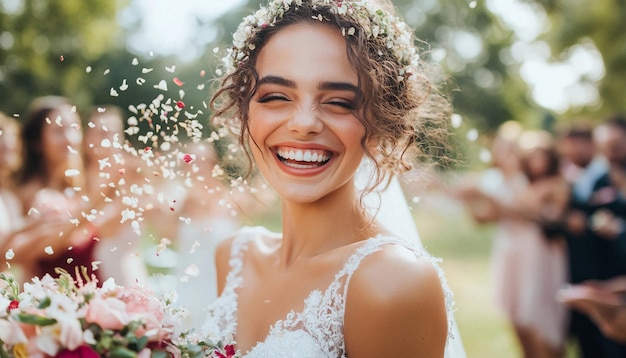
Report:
219,0,421,82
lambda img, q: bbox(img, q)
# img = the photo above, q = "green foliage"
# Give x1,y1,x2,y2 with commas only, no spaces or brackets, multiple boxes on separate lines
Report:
528,0,626,118
0,0,127,115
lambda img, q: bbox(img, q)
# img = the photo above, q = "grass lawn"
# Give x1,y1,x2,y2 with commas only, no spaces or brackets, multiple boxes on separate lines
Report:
415,195,579,358
414,200,521,357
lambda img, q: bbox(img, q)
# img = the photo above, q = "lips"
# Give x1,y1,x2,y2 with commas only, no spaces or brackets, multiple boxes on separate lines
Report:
275,146,333,169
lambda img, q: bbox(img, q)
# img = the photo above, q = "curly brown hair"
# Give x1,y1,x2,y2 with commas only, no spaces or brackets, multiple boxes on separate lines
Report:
209,0,451,192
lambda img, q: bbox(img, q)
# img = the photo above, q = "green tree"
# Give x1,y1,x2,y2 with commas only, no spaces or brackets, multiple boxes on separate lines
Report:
0,0,126,115
529,0,626,118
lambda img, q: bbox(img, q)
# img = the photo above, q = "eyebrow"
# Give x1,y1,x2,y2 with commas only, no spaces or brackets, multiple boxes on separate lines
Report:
257,75,296,88
319,81,361,95
257,75,360,95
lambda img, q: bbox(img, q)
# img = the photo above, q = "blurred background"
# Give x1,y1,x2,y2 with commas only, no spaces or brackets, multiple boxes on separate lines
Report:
2,0,626,356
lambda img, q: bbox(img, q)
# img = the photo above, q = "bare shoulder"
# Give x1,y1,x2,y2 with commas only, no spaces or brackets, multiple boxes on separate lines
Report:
214,227,280,295
344,244,448,357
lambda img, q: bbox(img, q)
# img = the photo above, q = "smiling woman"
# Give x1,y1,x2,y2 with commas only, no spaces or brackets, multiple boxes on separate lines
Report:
201,1,460,357
248,24,365,204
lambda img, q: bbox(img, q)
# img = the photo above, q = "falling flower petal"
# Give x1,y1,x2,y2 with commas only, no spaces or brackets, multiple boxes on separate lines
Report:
154,80,168,91
44,246,54,255
65,169,81,178
119,79,129,91
184,264,200,277
182,153,193,163
173,77,184,87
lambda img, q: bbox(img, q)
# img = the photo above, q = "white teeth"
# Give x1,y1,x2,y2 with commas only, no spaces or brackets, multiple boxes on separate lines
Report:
276,148,330,163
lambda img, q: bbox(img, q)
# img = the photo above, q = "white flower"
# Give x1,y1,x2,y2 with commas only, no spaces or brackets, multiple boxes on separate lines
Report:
36,329,61,357
55,314,84,351
0,297,10,317
0,320,27,345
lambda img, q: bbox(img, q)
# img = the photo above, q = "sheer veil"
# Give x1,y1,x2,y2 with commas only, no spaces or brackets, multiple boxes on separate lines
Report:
357,159,467,358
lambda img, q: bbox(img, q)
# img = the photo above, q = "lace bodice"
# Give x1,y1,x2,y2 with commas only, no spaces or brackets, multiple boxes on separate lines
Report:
201,226,454,358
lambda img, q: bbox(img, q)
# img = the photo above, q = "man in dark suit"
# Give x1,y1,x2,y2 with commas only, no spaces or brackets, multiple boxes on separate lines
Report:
563,115,626,357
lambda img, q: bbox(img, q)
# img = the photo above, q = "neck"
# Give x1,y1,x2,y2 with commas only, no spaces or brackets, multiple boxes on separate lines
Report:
278,181,377,268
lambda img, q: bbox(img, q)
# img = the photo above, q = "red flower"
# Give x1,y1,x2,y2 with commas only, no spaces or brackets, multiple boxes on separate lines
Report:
176,100,185,109
56,345,99,358
8,300,19,311
214,345,237,358
182,153,193,163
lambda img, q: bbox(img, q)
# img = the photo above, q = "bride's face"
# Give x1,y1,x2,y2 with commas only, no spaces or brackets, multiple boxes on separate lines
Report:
248,23,366,203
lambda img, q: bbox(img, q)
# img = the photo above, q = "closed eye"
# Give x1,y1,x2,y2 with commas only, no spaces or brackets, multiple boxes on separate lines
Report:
326,100,356,110
257,94,290,103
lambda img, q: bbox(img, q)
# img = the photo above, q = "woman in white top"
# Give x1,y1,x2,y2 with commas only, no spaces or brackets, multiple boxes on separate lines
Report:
201,1,458,356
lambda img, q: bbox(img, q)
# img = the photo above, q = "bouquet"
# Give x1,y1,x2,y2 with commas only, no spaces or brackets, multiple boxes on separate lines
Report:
0,268,239,358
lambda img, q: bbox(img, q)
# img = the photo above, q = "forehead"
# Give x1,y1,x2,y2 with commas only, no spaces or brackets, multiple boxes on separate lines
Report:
255,23,357,84
47,106,81,126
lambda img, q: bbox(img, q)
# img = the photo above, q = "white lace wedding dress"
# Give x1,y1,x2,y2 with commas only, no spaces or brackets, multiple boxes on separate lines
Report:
201,226,455,358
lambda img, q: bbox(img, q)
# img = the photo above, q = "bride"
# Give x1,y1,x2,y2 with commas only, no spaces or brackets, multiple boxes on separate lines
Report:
202,0,461,356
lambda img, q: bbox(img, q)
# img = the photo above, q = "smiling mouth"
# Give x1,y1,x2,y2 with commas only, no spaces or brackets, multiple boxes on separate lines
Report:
275,147,333,169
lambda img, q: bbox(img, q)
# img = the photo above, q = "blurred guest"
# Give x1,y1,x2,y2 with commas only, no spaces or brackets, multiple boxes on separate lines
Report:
556,121,611,357
10,96,101,281
0,113,24,265
456,127,569,358
83,105,148,285
555,114,626,358
557,121,607,201
589,115,626,281
559,276,626,344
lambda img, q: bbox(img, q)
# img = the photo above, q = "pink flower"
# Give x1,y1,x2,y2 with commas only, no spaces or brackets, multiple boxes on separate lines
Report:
85,296,128,330
121,287,166,339
56,345,99,358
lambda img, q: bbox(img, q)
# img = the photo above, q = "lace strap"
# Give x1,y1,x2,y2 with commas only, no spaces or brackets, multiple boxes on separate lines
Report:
334,236,456,341
202,227,262,341
224,226,261,285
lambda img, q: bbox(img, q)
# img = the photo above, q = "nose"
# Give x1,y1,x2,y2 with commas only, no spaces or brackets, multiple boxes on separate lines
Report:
287,106,323,136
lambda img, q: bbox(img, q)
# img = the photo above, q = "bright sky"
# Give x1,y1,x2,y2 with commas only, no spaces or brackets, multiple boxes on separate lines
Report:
119,0,605,113
118,0,245,60
486,0,605,113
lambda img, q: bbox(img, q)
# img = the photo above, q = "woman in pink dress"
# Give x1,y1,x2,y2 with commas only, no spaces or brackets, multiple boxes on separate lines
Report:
9,96,102,282
458,128,568,358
